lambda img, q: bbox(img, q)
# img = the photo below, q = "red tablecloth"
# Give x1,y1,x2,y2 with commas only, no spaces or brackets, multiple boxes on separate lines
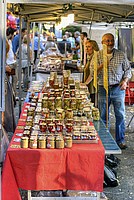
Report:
2,103,105,200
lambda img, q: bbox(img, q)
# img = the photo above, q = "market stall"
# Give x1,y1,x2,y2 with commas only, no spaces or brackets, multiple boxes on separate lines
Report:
2,72,105,200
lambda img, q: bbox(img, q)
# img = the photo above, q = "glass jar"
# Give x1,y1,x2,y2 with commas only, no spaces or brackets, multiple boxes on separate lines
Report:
66,123,73,133
55,97,62,108
56,136,64,149
38,136,46,148
48,97,55,110
64,136,72,148
47,136,55,149
29,137,37,149
65,109,73,119
92,108,100,120
81,133,89,140
48,123,55,133
64,98,70,109
42,97,48,108
21,137,29,148
73,132,81,140
56,123,63,133
40,122,47,132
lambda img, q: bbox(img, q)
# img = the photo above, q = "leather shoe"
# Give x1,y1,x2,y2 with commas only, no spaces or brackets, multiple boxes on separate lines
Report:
118,143,128,149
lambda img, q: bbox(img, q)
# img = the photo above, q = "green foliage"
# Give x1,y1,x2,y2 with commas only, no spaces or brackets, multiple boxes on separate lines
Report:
62,25,81,36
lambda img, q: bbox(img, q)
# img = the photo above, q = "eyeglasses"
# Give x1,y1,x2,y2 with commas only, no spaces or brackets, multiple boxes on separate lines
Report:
103,39,114,43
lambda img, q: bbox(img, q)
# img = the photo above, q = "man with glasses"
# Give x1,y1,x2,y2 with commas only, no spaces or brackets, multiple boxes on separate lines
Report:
98,33,132,149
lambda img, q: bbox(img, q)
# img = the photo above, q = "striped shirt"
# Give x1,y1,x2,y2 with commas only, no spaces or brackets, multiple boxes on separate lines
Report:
97,48,132,86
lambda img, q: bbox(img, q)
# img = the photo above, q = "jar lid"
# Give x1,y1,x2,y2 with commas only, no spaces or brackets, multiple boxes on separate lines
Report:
56,136,63,141
47,136,55,141
21,136,28,140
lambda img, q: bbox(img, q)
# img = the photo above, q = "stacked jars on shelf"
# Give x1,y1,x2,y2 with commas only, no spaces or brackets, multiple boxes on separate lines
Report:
20,70,100,149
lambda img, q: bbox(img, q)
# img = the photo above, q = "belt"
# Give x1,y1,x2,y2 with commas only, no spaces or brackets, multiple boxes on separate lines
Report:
99,84,119,88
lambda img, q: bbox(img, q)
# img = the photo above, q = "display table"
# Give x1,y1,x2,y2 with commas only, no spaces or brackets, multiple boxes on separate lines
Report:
2,104,105,200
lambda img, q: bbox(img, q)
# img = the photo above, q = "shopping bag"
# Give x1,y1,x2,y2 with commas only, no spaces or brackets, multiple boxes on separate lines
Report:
104,164,119,187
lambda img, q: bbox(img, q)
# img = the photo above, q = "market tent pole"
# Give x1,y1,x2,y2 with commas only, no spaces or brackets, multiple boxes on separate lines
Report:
27,18,31,84
30,22,35,84
18,15,22,117
0,0,6,163
37,22,42,62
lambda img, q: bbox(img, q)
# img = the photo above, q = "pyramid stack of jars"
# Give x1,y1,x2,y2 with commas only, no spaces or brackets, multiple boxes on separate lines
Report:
21,70,100,149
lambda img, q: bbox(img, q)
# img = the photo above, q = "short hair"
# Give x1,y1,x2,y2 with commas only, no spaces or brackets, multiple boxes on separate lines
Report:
102,33,114,41
68,32,72,37
35,32,38,36
86,40,99,51
47,36,53,41
22,28,27,33
63,35,67,40
6,27,16,36
74,31,80,36
81,32,87,37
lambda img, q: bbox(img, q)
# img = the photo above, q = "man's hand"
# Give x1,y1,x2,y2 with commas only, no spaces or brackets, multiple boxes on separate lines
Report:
120,80,128,90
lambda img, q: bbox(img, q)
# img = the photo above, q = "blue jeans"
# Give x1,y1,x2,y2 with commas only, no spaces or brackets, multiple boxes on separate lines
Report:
98,85,126,144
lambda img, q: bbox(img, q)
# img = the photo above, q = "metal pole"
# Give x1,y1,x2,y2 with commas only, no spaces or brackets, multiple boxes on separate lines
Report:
27,19,30,83
18,15,22,117
0,0,6,166
30,22,35,84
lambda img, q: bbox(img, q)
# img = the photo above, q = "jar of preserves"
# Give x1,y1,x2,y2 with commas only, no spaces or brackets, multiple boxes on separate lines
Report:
29,137,37,149
24,125,32,132
65,109,73,119
23,130,30,138
70,102,76,110
70,89,75,97
48,123,55,133
42,97,48,108
21,137,29,148
47,136,55,149
73,132,81,140
66,118,73,124
38,136,46,148
75,80,80,89
81,133,89,140
56,123,63,133
48,97,55,110
56,136,64,149
49,78,54,87
26,118,33,126
66,123,73,133
53,83,59,89
92,108,100,120
46,118,53,125
42,108,49,118
76,98,82,109
64,136,72,148
55,97,62,108
64,98,70,109
27,107,35,116
40,122,47,132
63,76,68,85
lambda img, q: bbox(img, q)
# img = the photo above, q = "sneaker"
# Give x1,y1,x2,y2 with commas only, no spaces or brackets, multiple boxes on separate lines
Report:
118,143,128,149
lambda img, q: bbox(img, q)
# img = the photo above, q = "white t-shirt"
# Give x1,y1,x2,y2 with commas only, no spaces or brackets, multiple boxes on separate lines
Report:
6,40,16,65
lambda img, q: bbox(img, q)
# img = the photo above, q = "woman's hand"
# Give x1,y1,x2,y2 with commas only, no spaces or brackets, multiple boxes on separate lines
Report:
5,65,12,73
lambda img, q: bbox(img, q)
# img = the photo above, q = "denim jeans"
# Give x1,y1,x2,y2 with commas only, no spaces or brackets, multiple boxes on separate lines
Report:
98,85,125,144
